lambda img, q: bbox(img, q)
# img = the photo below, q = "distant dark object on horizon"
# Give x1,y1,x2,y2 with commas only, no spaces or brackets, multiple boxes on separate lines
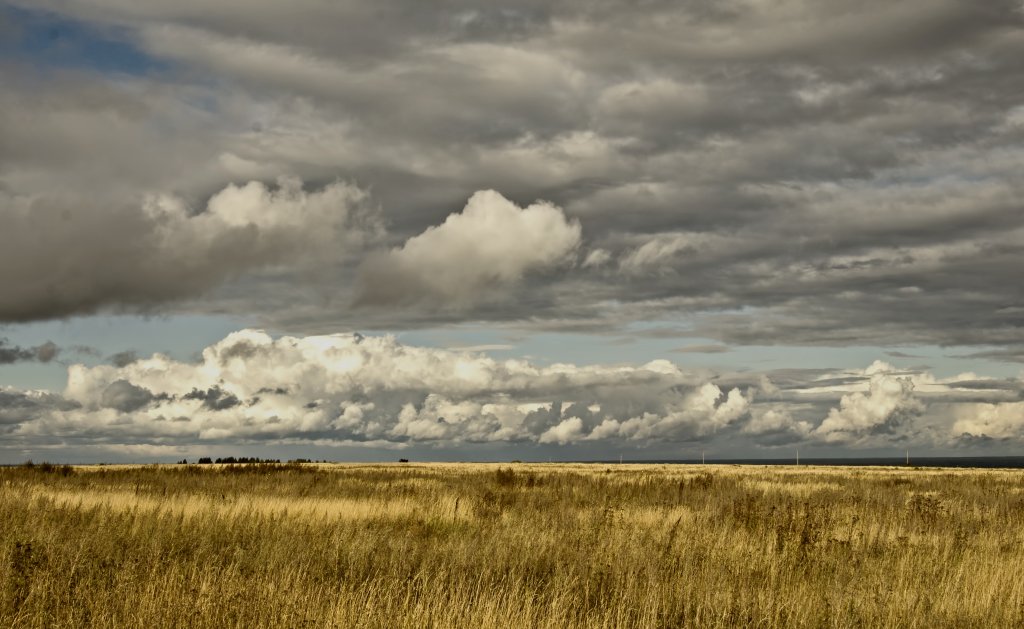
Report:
214,456,280,464
17,460,75,475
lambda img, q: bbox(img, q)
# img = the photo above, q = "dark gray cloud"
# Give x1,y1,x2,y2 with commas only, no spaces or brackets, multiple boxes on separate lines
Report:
183,385,241,411
0,338,59,364
71,345,103,358
255,386,290,395
671,344,730,354
953,346,1024,364
0,0,1021,350
0,389,79,425
0,340,36,364
886,351,924,359
108,351,139,367
100,379,155,413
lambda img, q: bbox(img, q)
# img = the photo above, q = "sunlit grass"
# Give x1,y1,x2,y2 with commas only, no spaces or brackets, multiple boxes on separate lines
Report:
3,462,1024,627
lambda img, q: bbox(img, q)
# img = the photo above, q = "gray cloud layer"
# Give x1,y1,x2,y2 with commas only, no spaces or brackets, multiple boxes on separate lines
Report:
1,0,1023,353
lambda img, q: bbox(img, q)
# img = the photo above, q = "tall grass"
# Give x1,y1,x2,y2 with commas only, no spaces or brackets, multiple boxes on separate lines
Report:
2,462,1024,627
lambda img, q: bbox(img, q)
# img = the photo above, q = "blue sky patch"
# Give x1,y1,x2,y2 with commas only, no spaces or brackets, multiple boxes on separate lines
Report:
1,5,167,76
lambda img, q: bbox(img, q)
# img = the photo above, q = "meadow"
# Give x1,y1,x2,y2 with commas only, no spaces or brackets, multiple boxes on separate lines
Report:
2,462,1023,628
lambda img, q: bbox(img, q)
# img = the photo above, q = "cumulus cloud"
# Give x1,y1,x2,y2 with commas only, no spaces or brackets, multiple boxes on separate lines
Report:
813,364,925,444
2,337,1023,456
146,176,378,260
574,384,752,442
0,177,378,322
539,417,585,445
6,329,754,448
355,190,581,307
745,409,801,435
951,402,1024,441
645,385,749,437
743,408,813,446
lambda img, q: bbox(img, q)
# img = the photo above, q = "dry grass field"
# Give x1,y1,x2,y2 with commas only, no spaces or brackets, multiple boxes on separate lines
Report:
2,462,1024,628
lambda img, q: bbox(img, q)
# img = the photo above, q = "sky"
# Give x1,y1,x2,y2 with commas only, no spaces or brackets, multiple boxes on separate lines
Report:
1,0,1023,463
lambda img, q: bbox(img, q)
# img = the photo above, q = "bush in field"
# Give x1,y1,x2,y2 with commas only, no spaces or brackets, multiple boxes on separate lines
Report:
20,461,74,476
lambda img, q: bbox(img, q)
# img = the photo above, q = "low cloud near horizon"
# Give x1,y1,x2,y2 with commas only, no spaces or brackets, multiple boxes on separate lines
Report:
2,330,1022,461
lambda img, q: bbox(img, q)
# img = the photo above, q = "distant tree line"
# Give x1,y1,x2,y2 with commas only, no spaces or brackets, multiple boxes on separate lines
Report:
184,457,281,465
180,457,316,465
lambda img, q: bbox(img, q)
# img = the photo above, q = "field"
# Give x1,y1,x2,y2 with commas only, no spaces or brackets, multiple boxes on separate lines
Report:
2,462,1024,628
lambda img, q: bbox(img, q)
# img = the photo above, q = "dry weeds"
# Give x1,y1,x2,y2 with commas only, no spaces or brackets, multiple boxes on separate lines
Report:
2,462,1023,628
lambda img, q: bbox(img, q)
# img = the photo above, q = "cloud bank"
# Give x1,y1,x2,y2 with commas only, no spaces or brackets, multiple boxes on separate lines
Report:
1,331,1022,460
29,329,747,447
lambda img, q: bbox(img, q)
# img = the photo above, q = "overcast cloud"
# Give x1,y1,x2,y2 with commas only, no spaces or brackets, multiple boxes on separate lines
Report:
1,1,1022,460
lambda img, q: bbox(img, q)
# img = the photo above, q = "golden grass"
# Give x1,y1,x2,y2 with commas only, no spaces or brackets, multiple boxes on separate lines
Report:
3,462,1024,628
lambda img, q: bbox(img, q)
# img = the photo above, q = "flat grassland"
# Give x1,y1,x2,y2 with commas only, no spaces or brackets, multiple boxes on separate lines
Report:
2,463,1024,628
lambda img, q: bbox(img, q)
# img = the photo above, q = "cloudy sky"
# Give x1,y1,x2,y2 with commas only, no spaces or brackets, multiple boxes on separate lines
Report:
1,0,1023,463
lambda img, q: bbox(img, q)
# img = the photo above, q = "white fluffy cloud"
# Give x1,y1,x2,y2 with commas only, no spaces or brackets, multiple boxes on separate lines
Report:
813,364,925,444
539,417,586,445
146,176,378,260
744,408,812,441
587,384,752,441
355,190,581,307
4,341,1024,456
11,329,750,447
951,402,1024,441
